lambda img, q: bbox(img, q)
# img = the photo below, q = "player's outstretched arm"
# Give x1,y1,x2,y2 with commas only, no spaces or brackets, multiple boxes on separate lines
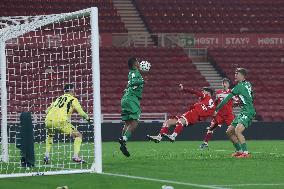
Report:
216,93,234,112
179,84,204,98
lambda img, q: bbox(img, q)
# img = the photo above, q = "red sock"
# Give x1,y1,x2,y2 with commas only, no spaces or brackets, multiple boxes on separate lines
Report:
159,127,169,135
204,132,213,143
173,122,184,135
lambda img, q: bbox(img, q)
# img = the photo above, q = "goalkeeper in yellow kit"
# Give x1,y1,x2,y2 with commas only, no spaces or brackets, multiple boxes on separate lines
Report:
44,84,90,164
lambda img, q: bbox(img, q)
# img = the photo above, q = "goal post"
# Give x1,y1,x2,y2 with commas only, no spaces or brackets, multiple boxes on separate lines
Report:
0,7,102,177
0,40,8,163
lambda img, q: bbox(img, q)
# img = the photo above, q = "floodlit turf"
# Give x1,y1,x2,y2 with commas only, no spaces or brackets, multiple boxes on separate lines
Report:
1,140,284,189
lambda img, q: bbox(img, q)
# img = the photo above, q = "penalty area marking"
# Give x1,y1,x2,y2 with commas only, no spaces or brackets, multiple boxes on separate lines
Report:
101,172,230,189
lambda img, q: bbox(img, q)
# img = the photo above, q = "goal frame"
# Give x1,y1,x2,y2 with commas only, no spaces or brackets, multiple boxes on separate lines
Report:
0,7,102,177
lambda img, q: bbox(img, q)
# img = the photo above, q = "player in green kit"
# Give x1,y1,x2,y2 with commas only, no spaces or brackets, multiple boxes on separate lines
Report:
118,57,145,157
214,68,256,158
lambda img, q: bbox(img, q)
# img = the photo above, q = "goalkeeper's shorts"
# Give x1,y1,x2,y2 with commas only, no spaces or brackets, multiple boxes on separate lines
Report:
121,97,141,121
45,119,76,136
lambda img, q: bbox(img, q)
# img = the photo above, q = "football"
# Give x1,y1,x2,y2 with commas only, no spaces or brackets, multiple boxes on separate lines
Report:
140,60,151,72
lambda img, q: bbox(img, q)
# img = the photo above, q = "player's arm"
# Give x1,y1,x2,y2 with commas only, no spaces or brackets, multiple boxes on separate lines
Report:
46,102,55,114
179,84,204,98
73,98,90,121
216,84,240,112
128,72,144,87
215,93,234,112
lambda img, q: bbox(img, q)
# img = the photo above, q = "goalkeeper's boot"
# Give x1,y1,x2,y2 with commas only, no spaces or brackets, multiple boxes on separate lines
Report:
72,156,86,163
118,138,130,157
43,156,50,164
162,134,175,142
231,151,243,157
146,135,162,143
200,142,209,149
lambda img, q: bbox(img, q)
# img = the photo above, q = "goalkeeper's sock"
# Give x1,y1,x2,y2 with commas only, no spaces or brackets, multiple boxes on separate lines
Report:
45,136,53,157
74,137,82,158
233,142,242,151
240,143,248,152
159,126,169,135
123,130,132,141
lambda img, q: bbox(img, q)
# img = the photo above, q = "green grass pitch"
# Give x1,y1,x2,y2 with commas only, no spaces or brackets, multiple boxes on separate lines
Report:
0,140,284,189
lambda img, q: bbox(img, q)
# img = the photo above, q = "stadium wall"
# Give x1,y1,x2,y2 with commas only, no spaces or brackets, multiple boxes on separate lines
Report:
102,122,283,141
5,122,283,143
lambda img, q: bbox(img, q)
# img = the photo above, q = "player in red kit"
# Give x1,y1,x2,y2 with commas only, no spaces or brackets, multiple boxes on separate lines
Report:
147,84,215,143
200,78,239,149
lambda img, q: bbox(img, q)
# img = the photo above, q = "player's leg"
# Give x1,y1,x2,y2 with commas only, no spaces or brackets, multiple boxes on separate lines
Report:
120,98,140,142
147,117,178,143
200,116,222,149
234,113,254,158
44,120,55,164
71,130,83,162
163,110,199,142
60,122,85,163
234,123,248,153
122,119,138,142
118,119,137,157
226,125,242,157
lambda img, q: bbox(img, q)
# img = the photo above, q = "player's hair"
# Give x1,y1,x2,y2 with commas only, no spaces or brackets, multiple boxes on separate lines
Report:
64,83,74,92
235,68,248,76
128,57,138,69
222,78,231,85
203,87,214,96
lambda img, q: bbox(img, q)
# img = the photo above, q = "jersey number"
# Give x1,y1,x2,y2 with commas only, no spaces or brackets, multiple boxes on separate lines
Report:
201,99,214,111
55,96,67,108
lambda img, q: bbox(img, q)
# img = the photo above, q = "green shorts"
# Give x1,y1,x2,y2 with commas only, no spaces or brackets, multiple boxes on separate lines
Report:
231,112,255,128
121,97,141,121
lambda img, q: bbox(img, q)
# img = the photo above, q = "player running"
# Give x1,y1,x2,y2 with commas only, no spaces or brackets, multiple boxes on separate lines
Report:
200,78,238,149
214,68,256,158
118,57,146,157
147,84,215,143
44,84,90,164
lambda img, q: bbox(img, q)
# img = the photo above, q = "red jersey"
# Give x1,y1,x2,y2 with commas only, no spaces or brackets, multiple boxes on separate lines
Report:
184,88,216,117
215,89,234,115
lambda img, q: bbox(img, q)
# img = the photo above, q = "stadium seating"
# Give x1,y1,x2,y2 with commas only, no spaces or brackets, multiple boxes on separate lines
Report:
100,47,209,117
134,0,284,33
5,47,209,117
0,0,127,33
208,48,284,121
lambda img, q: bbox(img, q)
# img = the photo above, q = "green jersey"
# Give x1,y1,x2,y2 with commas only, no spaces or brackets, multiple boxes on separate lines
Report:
231,81,255,115
216,80,255,115
122,68,144,100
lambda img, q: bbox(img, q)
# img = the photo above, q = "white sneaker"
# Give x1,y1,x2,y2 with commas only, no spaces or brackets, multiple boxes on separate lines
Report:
162,134,175,142
146,135,162,143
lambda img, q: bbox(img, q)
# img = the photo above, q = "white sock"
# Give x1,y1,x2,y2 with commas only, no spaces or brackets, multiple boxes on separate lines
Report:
122,136,128,141
172,133,177,137
45,152,49,158
73,154,79,159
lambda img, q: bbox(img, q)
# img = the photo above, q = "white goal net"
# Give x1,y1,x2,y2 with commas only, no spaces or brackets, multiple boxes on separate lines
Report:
0,7,102,177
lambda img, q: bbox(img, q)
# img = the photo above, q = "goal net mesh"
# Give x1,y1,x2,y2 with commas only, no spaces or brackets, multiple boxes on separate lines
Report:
0,10,95,175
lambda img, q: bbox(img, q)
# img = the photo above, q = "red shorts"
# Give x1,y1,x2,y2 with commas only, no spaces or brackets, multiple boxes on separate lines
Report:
211,114,234,127
173,110,199,127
